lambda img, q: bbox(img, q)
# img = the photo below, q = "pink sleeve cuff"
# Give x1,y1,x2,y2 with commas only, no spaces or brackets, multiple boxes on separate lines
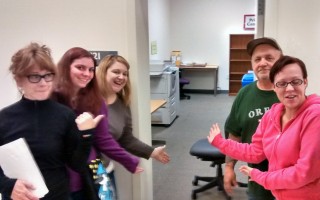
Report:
250,168,259,181
211,134,223,146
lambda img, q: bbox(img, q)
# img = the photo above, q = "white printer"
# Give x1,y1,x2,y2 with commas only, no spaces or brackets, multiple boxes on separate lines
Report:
150,62,180,125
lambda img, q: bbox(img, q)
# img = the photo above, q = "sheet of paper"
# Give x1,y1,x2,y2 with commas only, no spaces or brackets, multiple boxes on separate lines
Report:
0,138,48,198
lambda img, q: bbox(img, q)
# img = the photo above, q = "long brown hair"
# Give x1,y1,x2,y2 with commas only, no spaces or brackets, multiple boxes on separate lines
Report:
54,47,102,115
96,55,131,106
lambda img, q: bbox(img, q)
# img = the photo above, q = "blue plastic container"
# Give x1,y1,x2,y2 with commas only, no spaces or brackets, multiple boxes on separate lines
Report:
241,72,254,87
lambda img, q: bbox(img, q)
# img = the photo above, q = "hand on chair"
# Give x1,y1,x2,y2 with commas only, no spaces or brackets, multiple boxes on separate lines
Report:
207,123,221,144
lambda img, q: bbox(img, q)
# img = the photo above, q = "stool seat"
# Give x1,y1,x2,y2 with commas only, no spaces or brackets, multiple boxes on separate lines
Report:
190,139,225,161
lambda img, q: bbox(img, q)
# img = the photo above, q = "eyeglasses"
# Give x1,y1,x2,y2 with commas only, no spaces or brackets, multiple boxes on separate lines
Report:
275,79,303,88
26,73,55,83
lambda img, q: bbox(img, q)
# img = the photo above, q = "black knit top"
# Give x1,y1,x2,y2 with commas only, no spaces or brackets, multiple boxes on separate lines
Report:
0,97,93,200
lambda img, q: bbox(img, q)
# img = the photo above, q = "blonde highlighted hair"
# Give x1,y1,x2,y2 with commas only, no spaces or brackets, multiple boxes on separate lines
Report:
96,55,131,106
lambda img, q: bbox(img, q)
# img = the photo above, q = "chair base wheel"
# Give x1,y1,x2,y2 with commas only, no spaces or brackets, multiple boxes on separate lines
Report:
192,179,198,186
191,192,197,199
190,139,239,200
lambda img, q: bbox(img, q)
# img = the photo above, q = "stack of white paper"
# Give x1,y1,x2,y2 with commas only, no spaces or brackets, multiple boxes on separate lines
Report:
0,138,48,198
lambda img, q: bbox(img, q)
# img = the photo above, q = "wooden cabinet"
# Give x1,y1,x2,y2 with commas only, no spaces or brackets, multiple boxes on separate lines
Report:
229,34,254,96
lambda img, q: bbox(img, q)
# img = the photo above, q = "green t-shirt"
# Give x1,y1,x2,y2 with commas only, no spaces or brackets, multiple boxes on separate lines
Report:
225,81,279,200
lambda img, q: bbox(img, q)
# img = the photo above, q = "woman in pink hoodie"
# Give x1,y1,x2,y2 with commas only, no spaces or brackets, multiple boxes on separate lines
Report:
208,55,320,200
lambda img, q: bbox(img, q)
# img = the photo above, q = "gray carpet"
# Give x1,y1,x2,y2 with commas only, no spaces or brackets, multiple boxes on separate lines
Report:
152,93,248,200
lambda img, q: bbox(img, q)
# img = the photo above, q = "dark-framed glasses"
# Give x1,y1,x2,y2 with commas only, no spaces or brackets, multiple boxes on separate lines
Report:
26,73,55,83
275,79,303,88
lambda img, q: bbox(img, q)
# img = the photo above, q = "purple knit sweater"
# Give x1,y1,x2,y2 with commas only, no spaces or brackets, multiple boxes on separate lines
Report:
69,102,139,192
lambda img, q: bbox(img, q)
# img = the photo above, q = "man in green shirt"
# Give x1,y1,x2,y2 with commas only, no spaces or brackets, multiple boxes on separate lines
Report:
224,38,282,200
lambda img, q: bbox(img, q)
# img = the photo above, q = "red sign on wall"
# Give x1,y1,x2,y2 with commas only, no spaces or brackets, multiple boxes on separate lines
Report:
244,15,255,30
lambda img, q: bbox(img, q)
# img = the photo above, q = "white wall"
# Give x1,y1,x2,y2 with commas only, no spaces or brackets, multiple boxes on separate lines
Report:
148,0,256,91
264,0,319,95
0,1,152,200
148,0,171,61
0,0,131,107
125,1,153,199
149,0,319,93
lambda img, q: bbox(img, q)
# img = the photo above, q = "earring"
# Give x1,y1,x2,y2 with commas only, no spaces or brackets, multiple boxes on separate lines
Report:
18,87,24,94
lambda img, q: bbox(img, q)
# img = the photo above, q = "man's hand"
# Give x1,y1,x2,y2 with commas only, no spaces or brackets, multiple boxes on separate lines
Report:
223,133,241,196
224,165,238,196
207,123,221,144
11,180,39,200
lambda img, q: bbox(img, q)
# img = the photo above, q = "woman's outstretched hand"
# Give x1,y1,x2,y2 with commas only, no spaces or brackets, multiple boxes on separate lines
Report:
151,145,170,164
134,166,144,174
207,123,221,144
75,112,104,130
239,165,253,177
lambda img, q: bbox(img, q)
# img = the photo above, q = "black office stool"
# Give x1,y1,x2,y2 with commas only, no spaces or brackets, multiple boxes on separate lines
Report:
190,138,231,200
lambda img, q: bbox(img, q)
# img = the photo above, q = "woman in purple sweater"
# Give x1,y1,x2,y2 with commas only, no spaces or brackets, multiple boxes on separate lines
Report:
51,47,143,200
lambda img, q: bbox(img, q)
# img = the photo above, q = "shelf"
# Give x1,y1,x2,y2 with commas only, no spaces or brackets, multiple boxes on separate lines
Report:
229,34,254,96
229,80,241,83
230,72,246,75
230,59,251,62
